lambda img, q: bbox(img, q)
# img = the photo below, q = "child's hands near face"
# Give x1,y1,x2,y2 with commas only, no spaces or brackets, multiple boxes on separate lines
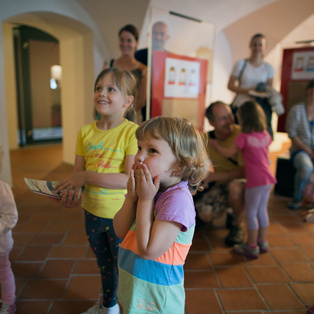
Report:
126,167,137,202
134,163,160,200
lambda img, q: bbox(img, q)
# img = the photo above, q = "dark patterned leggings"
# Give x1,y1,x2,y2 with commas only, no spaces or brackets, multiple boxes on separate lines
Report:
84,210,122,307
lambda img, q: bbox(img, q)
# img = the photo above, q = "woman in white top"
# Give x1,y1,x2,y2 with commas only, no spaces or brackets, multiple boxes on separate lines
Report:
228,33,274,137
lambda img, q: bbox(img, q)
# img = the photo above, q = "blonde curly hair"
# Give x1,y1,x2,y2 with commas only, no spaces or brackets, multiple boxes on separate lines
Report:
136,117,210,194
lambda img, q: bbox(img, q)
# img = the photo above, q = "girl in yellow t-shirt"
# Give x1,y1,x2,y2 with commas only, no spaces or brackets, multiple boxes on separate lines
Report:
55,68,138,314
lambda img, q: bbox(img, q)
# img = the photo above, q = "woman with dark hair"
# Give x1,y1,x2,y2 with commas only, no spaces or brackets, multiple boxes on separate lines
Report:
228,33,274,137
286,79,314,210
107,24,147,123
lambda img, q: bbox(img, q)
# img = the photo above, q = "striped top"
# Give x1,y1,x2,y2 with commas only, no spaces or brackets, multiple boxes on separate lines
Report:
118,181,195,313
286,103,314,154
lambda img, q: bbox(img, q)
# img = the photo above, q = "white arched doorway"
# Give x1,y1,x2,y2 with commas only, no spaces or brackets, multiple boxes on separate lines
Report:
3,11,96,170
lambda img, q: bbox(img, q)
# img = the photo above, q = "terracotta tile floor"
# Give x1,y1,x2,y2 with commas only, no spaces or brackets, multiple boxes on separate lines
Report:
8,144,314,313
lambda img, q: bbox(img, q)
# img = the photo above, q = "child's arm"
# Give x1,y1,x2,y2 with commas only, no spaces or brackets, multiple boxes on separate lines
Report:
113,167,138,239
56,154,135,195
208,138,238,158
79,154,134,188
204,166,245,184
135,163,181,260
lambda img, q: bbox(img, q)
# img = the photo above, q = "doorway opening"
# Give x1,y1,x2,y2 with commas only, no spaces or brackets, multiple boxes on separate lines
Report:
13,25,62,146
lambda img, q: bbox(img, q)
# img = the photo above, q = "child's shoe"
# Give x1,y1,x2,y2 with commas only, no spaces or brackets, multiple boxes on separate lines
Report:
0,303,16,314
233,243,260,259
258,240,269,253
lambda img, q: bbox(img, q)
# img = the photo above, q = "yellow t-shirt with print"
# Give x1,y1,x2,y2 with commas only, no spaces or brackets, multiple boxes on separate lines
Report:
76,120,138,219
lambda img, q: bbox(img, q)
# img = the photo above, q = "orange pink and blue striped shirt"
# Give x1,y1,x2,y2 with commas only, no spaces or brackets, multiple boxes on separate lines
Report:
118,181,195,313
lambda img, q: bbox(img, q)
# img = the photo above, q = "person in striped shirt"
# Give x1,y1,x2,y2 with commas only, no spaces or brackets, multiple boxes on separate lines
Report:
113,117,210,313
286,79,314,210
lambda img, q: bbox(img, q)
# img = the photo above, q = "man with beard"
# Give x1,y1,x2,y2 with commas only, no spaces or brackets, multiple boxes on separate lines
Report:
195,101,246,246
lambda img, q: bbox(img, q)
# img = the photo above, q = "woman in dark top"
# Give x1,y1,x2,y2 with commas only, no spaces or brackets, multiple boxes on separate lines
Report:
108,24,147,123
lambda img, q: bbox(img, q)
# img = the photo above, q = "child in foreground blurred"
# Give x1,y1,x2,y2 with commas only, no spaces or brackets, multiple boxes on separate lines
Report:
0,143,18,314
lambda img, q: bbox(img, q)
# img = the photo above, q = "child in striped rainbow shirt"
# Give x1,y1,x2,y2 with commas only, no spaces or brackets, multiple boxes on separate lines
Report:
113,116,210,313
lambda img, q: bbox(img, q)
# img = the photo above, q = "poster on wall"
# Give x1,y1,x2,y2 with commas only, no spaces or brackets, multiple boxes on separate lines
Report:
164,57,200,98
137,7,215,129
291,51,314,80
151,51,207,128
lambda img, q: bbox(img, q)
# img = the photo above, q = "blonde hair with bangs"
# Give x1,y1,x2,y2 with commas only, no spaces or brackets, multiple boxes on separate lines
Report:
136,117,210,194
93,68,137,121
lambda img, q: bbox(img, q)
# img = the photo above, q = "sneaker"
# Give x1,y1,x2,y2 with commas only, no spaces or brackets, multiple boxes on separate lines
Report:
0,303,16,314
288,200,299,210
234,243,260,259
258,240,269,253
82,303,106,314
225,225,245,246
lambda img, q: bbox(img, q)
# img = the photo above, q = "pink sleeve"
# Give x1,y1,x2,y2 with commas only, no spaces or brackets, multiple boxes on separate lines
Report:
234,133,245,150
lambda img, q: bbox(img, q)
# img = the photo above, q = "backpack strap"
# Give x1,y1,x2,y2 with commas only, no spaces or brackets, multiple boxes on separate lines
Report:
238,59,248,86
